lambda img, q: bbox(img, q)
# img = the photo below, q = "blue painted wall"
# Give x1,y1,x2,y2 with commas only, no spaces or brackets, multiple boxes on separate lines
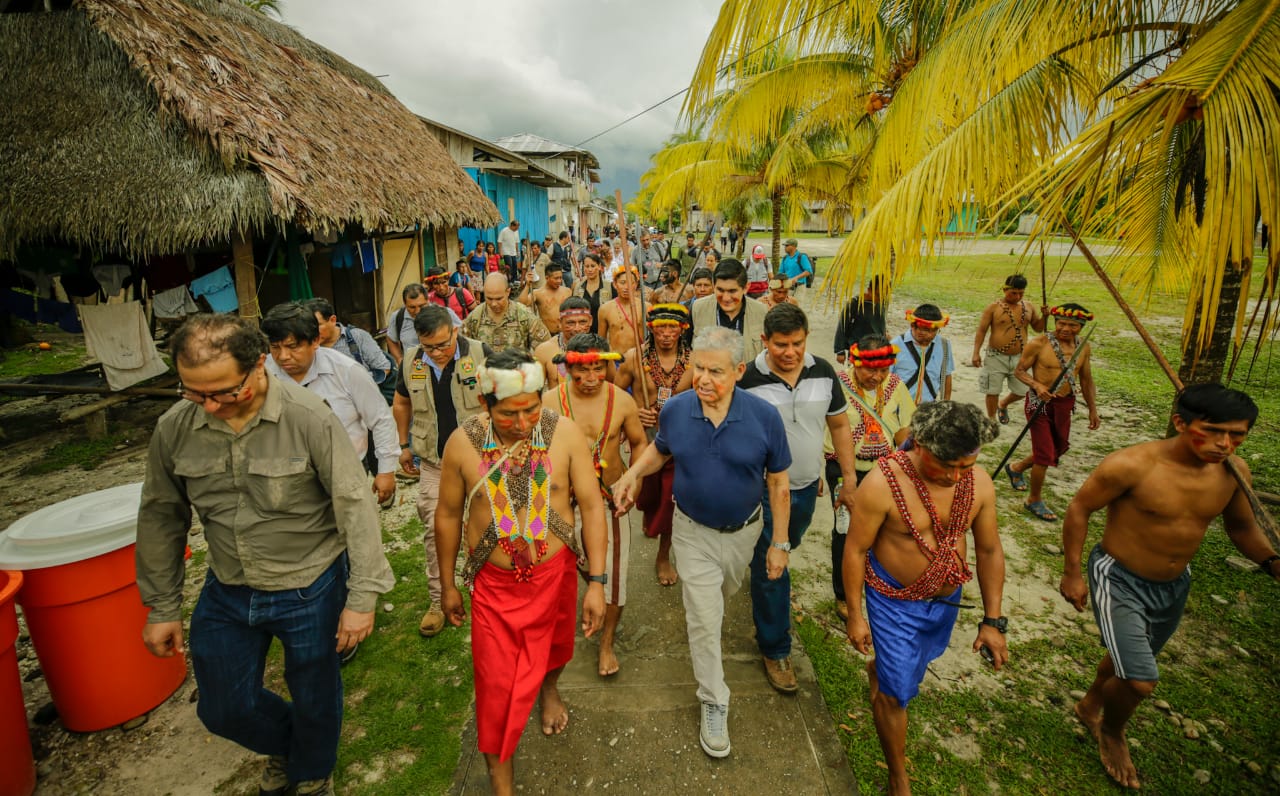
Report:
459,169,549,252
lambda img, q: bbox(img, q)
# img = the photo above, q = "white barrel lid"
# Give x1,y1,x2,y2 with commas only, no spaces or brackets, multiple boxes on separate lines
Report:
0,482,144,569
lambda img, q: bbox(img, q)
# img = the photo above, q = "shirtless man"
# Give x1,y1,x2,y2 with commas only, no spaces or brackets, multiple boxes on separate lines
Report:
616,303,695,586
845,401,1006,796
651,261,693,305
1060,384,1276,790
533,297,594,391
552,334,648,676
435,349,607,796
1005,303,1100,522
519,262,572,335
598,266,646,356
972,274,1047,423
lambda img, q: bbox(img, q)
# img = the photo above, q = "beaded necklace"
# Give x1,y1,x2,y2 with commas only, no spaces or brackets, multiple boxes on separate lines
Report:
865,450,974,600
838,371,900,460
557,382,616,503
643,343,689,409
479,420,552,582
993,300,1028,354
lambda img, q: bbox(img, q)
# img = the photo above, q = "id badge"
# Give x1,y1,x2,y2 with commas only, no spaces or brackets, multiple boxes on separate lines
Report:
657,386,673,404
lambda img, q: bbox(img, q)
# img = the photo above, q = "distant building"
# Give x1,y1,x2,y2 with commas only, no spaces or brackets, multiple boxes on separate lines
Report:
495,134,602,238
423,119,570,254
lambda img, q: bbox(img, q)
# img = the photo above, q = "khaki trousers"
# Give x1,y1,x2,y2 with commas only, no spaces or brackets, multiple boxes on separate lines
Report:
671,505,761,707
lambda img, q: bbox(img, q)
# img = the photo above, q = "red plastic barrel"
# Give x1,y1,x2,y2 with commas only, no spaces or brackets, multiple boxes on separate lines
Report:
1,570,35,796
17,545,186,732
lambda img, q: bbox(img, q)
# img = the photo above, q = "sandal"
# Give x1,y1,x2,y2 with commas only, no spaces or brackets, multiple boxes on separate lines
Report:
1024,500,1058,522
1005,464,1028,492
997,407,1010,425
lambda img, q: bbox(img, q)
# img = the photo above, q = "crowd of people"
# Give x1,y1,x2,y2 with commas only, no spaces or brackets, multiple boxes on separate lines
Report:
134,232,1277,795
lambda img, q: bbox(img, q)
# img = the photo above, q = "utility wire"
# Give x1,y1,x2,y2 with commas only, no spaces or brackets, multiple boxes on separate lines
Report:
572,0,847,149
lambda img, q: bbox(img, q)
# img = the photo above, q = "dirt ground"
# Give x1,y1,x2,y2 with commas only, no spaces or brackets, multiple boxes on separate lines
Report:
0,266,1154,795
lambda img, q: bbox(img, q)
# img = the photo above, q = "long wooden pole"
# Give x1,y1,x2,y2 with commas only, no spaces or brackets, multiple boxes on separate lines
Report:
615,189,651,410
1062,216,1280,552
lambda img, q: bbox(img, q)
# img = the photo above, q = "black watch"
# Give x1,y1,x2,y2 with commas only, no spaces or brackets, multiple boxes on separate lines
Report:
586,573,608,585
979,616,1008,633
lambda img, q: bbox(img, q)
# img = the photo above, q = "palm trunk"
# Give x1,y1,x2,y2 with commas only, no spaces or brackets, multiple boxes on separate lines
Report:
1177,260,1245,385
770,192,783,269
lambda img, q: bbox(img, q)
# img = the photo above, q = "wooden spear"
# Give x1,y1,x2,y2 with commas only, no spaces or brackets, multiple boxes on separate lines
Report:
1061,216,1280,552
615,189,652,411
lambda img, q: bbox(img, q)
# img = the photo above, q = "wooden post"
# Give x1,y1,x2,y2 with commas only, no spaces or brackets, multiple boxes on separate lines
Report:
1063,217,1280,552
508,197,516,226
231,229,259,325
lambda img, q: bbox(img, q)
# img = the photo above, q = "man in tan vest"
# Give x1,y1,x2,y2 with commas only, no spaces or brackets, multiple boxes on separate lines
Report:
690,258,767,364
393,305,493,637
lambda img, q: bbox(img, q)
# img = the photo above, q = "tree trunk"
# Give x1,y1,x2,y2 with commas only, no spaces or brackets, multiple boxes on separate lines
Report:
770,192,783,271
1177,260,1245,386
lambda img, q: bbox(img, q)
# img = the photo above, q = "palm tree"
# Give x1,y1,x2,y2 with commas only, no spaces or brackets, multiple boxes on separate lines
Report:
646,48,858,265
684,1,1279,380
240,0,283,19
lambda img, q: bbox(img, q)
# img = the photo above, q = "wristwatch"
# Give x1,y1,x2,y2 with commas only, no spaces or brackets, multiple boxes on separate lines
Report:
586,573,608,585
979,616,1009,633
771,541,792,552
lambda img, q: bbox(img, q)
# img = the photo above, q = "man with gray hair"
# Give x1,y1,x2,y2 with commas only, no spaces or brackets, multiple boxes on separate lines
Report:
614,326,792,760
843,400,1007,796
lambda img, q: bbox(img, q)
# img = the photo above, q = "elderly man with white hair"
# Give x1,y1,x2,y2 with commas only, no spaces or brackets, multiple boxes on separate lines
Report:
613,326,792,760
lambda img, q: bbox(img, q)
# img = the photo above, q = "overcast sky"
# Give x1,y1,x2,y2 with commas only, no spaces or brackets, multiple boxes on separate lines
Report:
280,0,723,203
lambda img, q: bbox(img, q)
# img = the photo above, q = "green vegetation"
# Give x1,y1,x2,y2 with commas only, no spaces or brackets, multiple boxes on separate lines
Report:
799,259,1280,794
331,520,474,795
0,326,89,380
22,432,131,475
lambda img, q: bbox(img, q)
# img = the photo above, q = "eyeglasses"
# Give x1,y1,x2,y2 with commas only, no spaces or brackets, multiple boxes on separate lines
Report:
178,370,251,404
420,331,457,354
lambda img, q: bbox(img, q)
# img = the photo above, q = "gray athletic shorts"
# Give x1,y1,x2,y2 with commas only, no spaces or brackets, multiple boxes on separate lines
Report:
1087,544,1189,682
978,350,1029,396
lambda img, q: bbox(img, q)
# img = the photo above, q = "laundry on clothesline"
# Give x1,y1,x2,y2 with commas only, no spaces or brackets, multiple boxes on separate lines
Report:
152,285,200,319
78,301,170,390
189,266,239,313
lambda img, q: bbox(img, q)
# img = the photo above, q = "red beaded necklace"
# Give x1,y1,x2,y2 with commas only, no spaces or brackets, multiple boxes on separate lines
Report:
865,450,974,600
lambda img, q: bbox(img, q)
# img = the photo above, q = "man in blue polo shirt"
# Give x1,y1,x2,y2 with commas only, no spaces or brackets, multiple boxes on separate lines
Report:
739,304,859,694
614,326,791,760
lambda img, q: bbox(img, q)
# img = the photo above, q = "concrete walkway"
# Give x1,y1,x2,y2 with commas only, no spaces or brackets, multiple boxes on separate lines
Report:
449,509,859,794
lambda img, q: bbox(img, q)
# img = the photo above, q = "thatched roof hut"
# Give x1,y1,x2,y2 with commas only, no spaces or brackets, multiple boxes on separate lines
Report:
0,0,500,259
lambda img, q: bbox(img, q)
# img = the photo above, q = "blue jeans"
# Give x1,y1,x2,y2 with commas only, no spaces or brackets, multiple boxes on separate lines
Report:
189,555,347,782
750,482,819,659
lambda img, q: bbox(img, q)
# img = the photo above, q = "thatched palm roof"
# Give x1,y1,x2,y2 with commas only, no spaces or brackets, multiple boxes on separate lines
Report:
0,0,500,258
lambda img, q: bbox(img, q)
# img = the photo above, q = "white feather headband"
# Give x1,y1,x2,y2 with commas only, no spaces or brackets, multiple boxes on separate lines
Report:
476,362,545,401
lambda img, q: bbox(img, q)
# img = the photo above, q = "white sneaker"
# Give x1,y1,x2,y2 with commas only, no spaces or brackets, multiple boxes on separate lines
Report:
699,701,730,758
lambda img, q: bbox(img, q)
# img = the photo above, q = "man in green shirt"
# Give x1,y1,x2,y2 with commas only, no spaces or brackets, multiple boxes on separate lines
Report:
137,314,394,796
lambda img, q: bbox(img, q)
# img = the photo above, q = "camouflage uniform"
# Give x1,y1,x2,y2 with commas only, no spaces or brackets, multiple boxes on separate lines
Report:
462,300,550,352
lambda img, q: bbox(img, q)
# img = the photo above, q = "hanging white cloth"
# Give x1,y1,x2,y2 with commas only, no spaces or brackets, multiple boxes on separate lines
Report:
78,301,170,390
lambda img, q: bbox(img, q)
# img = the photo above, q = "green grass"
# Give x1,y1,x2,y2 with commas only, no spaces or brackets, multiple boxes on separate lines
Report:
22,432,131,475
327,518,473,794
887,255,1279,491
799,254,1280,793
0,327,88,380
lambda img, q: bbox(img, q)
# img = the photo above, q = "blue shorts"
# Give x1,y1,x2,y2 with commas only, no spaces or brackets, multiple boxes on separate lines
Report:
1087,545,1189,682
864,551,961,706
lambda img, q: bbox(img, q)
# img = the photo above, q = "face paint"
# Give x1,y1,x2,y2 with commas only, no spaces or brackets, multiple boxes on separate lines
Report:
917,447,977,487
569,362,607,394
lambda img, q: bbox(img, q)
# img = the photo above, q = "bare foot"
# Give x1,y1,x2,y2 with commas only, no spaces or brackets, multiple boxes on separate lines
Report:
540,686,569,736
1073,700,1101,739
655,557,678,586
598,644,619,677
1097,727,1141,789
888,771,912,796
